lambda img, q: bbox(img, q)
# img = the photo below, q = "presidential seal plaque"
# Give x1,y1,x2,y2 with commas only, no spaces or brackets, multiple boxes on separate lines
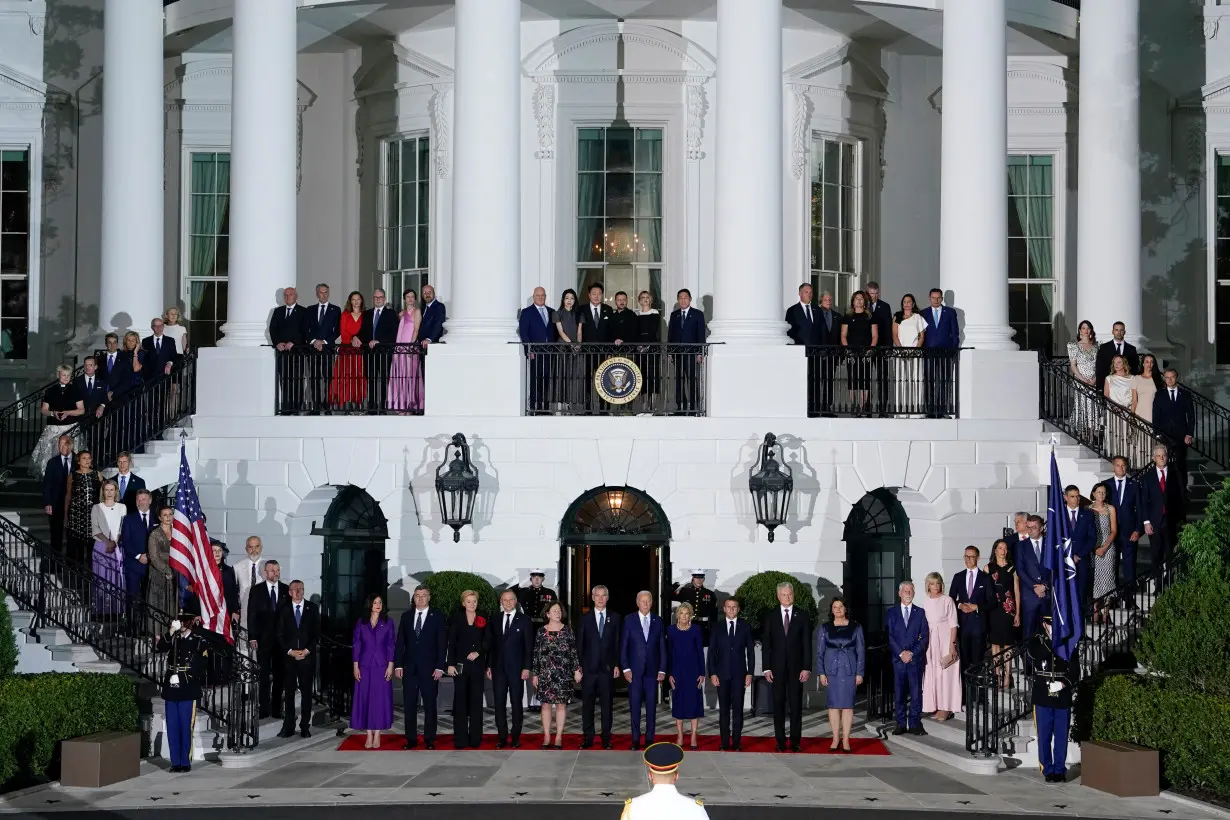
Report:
594,356,643,405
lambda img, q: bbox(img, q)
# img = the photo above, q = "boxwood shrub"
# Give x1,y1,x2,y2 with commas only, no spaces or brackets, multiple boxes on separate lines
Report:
732,571,820,634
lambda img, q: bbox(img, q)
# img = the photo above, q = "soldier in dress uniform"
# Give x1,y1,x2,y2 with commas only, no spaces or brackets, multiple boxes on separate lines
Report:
516,569,556,632
672,570,717,645
155,610,211,773
621,742,708,819
1028,614,1078,784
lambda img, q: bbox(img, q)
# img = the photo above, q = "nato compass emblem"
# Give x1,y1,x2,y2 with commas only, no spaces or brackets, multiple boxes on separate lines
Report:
594,356,643,405
1059,537,1078,581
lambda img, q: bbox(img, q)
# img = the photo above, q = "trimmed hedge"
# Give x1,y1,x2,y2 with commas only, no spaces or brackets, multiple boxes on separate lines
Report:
0,593,16,680
732,571,820,633
1137,568,1230,698
0,673,140,792
420,571,498,617
1083,673,1230,796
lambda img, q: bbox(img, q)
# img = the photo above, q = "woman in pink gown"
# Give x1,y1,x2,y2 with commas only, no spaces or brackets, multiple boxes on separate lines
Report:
920,571,961,719
386,288,424,413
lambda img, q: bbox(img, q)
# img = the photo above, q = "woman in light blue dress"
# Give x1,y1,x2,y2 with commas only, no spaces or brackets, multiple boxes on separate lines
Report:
814,596,865,752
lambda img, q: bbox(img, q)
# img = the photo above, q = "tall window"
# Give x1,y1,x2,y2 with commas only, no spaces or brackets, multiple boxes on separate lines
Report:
186,152,230,348
1007,154,1055,355
1215,155,1230,365
576,127,663,308
380,136,430,301
809,136,861,311
0,149,30,360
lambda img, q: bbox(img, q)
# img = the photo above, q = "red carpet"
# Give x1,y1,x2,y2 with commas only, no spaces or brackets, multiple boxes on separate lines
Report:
336,732,889,755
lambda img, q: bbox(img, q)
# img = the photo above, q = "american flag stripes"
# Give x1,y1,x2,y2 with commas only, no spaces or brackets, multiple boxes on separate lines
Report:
169,441,232,644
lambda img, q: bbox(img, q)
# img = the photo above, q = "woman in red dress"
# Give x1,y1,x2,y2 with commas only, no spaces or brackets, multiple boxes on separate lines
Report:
329,291,367,410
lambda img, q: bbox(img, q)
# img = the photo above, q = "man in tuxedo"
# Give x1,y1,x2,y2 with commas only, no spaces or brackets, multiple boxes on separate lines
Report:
73,357,107,419
1094,321,1139,391
42,435,74,562
99,333,133,402
246,560,289,719
394,585,447,749
866,282,894,415
486,590,532,748
269,287,307,413
1153,368,1195,491
667,288,707,414
886,581,929,735
949,546,992,702
112,452,146,508
359,288,399,412
232,536,265,639
141,318,178,381
786,283,821,414
518,287,558,414
1060,485,1098,612
117,489,154,634
1016,515,1051,644
277,580,320,738
418,284,447,345
761,581,813,752
579,283,614,412
814,291,843,415
576,584,621,749
707,597,755,751
620,590,666,750
302,283,342,413
919,289,959,417
1141,444,1182,582
1104,456,1143,585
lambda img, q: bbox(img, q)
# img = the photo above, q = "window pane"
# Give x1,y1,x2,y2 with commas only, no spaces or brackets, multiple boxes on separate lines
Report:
1032,161,1053,196
840,186,854,232
400,227,416,270
823,184,839,228
606,218,635,263
1,151,29,190
384,227,398,271
417,225,429,269
577,219,604,262
635,129,662,172
387,142,400,186
386,183,399,229
1,192,29,233
606,128,634,171
1007,198,1026,236
824,141,840,186
418,180,430,226
577,268,604,297
840,230,854,274
810,183,823,227
400,183,416,228
418,138,431,181
1008,237,1028,279
215,235,230,277
189,236,216,279
634,174,661,218
0,232,26,276
402,140,417,184
1027,239,1053,278
606,172,633,218
578,129,605,172
810,228,823,269
0,279,28,360
823,227,839,271
578,173,603,217
636,219,661,263
841,142,854,186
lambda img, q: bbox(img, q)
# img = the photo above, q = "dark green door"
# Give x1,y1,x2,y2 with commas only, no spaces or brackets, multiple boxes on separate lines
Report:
316,486,389,637
843,489,911,643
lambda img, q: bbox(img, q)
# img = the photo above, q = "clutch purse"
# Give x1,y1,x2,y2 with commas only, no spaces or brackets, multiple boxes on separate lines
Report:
454,662,465,676
940,652,958,670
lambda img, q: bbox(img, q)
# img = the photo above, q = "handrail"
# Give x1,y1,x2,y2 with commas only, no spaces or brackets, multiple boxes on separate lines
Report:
0,512,260,751
1182,384,1230,470
863,643,894,722
0,364,86,468
803,346,961,419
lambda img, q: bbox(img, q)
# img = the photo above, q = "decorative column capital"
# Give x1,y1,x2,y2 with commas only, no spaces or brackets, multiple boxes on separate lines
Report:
788,83,811,180
429,85,451,178
532,80,555,160
686,82,708,161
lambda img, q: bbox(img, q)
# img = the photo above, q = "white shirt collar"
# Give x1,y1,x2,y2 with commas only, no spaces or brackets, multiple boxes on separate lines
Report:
727,617,738,626
266,581,277,591
415,606,429,615
781,606,792,615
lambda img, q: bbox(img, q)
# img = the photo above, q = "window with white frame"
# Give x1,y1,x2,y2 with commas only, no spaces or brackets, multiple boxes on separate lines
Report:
1215,154,1230,365
809,136,862,311
0,148,31,360
185,151,230,348
576,127,664,309
380,136,430,301
1007,154,1056,355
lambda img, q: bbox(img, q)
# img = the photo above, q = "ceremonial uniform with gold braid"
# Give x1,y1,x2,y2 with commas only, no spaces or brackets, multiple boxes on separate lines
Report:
157,625,210,772
622,742,709,819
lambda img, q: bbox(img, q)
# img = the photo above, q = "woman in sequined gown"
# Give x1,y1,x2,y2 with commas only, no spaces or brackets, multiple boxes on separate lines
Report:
1067,320,1099,438
1089,483,1119,623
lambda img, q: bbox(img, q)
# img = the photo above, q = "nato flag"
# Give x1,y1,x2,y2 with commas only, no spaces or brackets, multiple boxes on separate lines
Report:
1042,451,1082,661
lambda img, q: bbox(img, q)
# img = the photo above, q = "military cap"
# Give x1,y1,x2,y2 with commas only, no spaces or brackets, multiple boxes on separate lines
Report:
643,742,685,774
529,568,545,577
689,569,706,577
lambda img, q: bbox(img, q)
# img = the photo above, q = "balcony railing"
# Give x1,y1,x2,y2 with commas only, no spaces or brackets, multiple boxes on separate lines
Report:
804,346,960,419
273,343,425,416
520,342,711,417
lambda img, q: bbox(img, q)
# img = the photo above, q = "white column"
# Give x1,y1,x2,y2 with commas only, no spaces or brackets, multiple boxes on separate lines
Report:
99,0,164,337
446,0,520,341
939,0,1016,349
218,0,297,346
1077,0,1142,346
707,0,785,344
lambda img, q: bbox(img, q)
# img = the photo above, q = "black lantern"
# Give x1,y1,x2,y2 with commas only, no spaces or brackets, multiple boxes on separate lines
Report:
748,433,793,542
435,433,480,543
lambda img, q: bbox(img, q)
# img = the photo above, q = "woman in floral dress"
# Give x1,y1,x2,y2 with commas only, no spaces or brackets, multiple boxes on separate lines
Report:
530,601,580,749
986,539,1020,688
65,450,102,570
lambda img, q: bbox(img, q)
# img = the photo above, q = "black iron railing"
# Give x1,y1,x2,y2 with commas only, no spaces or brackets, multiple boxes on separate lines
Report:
1052,0,1080,8
314,633,355,722
863,643,894,722
0,365,86,468
273,343,424,416
1184,386,1230,469
520,342,711,416
0,512,261,752
804,347,960,419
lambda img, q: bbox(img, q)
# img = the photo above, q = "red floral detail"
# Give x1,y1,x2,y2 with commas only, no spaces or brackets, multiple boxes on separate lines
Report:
474,616,487,628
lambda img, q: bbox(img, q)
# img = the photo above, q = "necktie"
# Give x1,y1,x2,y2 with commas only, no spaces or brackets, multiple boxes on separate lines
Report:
682,310,688,322
593,306,599,323
86,377,92,391
287,307,292,319
63,456,69,471
824,311,831,331
804,305,811,323
415,611,423,636
967,571,974,597
903,606,910,622
1117,479,1123,503
373,308,380,330
141,512,148,529
294,604,302,627
319,305,325,325
729,620,735,639
270,585,277,608
1034,540,1042,561
1117,343,1122,355
783,609,791,634
539,306,547,324
933,308,940,327
598,612,604,637
1171,389,1177,402
250,562,256,586
119,475,127,497
155,337,160,351
1071,509,1076,528
504,613,511,634
642,616,649,640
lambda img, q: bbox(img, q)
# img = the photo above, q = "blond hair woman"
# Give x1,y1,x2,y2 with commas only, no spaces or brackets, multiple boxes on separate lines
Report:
90,478,127,616
920,571,961,720
162,307,189,353
668,601,705,749
445,589,491,748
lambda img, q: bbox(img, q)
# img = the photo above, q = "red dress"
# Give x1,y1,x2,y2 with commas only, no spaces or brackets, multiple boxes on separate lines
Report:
328,311,367,409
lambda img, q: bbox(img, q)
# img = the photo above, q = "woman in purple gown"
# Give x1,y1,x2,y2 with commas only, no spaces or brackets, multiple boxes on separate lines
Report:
351,593,396,747
386,289,424,413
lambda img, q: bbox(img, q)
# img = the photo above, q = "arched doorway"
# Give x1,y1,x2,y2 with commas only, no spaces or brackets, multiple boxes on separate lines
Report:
559,486,671,622
314,485,389,637
843,488,911,641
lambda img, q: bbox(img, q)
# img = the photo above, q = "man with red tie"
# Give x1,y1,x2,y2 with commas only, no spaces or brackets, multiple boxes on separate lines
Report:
760,582,812,752
1142,444,1182,583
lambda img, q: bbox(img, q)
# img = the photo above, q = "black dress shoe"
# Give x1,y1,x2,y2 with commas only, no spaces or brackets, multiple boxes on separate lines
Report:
790,744,801,753
277,728,296,739
631,742,641,751
403,741,418,750
892,725,908,736
909,725,927,736
182,765,191,773
732,743,742,752
602,740,613,750
719,742,730,751
169,766,184,773
580,740,593,749
424,741,435,750
496,740,507,749
511,740,521,749
775,744,787,753
300,729,311,739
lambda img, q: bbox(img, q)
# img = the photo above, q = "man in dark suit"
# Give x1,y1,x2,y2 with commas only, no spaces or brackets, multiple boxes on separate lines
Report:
418,284,446,345
786,283,821,414
73,357,107,419
118,489,155,634
1104,456,1143,585
141,318,179,381
761,581,813,753
1094,322,1139,391
246,560,289,720
866,282,894,415
1153,368,1195,491
707,596,755,750
358,288,399,411
620,590,666,750
1141,444,1182,582
269,287,307,413
99,333,133,402
918,288,959,417
1016,515,1051,644
1058,485,1098,612
276,579,320,738
886,581,929,735
42,434,74,563
486,590,532,748
949,546,993,702
578,282,614,412
112,452,146,509
667,288,707,414
576,584,621,749
302,283,342,414
814,291,843,415
518,287,559,414
394,585,447,749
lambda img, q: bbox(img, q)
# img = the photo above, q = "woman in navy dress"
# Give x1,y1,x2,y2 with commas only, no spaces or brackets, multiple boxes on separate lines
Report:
814,597,865,752
351,593,396,748
667,602,705,749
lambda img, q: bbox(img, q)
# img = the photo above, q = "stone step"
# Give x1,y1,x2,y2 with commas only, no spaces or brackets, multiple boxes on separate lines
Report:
871,724,1001,776
75,659,122,674
47,643,99,663
36,626,74,646
10,609,35,630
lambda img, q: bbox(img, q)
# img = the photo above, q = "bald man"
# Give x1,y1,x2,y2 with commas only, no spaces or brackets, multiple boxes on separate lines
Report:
518,287,558,413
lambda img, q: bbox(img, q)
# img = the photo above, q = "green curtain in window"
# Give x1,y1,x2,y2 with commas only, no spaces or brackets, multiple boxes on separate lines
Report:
190,155,230,278
576,173,603,262
1007,162,1052,280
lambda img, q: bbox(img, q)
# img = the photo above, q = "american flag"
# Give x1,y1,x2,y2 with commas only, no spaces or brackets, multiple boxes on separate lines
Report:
169,441,232,644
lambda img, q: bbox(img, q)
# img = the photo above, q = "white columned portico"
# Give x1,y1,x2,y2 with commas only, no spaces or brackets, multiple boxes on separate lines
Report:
99,0,164,338
939,0,1016,350
1076,0,1142,346
425,0,523,416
